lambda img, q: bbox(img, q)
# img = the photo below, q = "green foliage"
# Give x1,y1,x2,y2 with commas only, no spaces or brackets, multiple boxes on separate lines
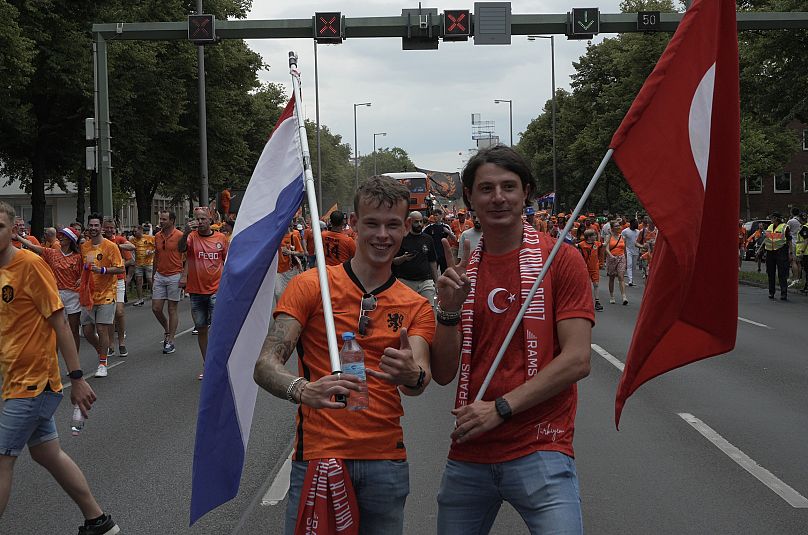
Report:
359,147,416,178
305,121,355,211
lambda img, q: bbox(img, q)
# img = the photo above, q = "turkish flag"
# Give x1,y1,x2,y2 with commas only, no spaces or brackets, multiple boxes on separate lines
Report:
610,0,739,426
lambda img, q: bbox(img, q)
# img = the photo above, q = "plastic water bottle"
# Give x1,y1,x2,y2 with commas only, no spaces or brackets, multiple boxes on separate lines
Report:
339,332,368,411
71,405,85,436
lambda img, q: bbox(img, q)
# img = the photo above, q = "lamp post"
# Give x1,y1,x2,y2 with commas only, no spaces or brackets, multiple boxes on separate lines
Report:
528,35,557,214
373,132,387,176
493,99,513,147
353,102,371,189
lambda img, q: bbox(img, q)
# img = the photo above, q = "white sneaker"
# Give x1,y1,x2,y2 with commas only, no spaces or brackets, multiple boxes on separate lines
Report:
96,364,108,378
609,297,616,304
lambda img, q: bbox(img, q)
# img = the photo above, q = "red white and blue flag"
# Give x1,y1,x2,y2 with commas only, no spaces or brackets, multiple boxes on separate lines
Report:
610,0,739,425
190,96,305,523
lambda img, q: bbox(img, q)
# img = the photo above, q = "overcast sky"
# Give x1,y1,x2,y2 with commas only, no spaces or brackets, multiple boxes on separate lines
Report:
246,1,623,172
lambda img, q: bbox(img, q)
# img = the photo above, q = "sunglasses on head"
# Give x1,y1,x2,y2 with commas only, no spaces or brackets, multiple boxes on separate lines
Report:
357,294,377,336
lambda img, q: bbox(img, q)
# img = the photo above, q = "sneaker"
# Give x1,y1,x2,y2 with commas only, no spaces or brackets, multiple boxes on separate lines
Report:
594,300,604,311
133,299,144,307
192,328,199,336
118,345,128,357
769,294,775,299
622,297,629,306
628,282,634,287
198,373,204,381
95,364,108,378
788,279,800,288
106,347,115,357
163,342,176,354
609,297,616,304
78,513,120,535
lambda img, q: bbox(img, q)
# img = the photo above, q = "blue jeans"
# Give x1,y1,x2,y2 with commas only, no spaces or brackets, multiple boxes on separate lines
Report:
285,459,409,535
189,293,216,328
0,391,63,457
437,451,583,535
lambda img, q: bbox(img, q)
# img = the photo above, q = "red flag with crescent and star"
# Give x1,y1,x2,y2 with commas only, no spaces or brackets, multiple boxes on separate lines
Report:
610,0,739,426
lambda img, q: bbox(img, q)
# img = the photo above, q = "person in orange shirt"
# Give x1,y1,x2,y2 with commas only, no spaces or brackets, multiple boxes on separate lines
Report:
321,211,356,266
577,229,604,311
12,226,83,352
43,227,60,250
152,210,184,354
129,224,155,306
274,222,305,303
605,220,628,305
303,219,323,268
450,209,474,240
80,214,124,377
254,176,434,534
102,218,135,358
11,217,40,249
0,202,120,534
179,207,228,380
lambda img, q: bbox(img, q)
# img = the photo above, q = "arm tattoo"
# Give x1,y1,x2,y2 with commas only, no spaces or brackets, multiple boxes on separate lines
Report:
254,314,303,399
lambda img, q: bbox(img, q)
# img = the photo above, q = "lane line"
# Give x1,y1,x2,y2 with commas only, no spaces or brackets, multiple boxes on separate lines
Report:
591,344,624,371
738,316,770,329
678,413,808,508
261,450,294,506
176,326,194,338
63,361,126,390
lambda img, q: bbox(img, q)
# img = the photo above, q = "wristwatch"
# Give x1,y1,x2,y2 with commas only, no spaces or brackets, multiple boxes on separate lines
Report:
68,369,84,380
404,366,426,390
494,397,512,421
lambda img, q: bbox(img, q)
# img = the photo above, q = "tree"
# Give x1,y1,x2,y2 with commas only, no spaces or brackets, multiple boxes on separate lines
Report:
358,147,416,178
305,121,355,211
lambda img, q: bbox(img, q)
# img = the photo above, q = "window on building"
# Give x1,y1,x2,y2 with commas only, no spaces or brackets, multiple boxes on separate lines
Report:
774,172,791,193
803,172,808,193
803,130,808,151
745,176,762,194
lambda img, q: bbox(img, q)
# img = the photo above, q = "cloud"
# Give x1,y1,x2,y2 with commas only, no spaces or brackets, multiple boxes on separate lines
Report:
247,0,623,170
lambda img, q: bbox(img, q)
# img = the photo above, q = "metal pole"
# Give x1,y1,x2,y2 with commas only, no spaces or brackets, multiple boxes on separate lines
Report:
354,104,358,190
476,149,614,401
289,52,342,378
197,0,209,209
373,134,377,176
509,100,513,147
95,34,113,217
314,40,322,209
551,35,558,214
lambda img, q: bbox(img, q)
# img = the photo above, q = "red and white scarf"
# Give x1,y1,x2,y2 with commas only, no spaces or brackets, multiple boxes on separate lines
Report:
295,458,359,535
456,223,548,407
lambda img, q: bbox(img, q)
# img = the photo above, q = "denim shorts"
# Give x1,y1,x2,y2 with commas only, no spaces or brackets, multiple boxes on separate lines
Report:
190,293,216,328
285,459,409,535
437,450,582,535
0,390,63,457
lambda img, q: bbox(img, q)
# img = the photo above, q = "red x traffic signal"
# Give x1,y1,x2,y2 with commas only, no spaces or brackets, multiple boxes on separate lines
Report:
188,14,216,44
444,9,471,39
315,12,343,43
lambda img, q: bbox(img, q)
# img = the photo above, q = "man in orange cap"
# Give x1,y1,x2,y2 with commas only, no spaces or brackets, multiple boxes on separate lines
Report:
451,209,473,241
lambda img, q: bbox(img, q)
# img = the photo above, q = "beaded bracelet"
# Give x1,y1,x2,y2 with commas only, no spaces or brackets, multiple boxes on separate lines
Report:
286,377,306,403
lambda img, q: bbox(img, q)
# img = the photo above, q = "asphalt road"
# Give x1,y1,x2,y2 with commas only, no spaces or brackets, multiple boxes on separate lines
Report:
2,262,807,534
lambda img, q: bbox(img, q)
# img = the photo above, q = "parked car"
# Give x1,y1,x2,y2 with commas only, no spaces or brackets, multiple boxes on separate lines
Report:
743,219,770,260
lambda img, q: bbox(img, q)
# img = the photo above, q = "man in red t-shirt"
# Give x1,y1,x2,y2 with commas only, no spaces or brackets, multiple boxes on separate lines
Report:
433,145,594,535
179,207,228,379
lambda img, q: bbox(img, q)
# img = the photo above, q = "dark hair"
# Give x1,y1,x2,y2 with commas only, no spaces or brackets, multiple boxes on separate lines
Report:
60,232,80,254
461,145,536,209
629,219,638,231
87,213,103,225
792,207,800,216
159,210,176,223
353,176,411,217
329,210,345,227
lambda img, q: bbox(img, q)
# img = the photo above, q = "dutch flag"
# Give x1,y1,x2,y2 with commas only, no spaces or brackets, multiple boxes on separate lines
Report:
190,96,305,525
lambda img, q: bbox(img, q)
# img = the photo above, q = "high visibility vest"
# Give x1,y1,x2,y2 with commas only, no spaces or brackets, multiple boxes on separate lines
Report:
796,224,808,256
764,223,787,251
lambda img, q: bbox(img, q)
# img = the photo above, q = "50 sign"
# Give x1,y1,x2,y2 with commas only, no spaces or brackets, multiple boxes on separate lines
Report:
637,11,661,32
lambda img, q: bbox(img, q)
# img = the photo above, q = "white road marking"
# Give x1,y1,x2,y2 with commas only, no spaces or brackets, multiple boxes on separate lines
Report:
261,450,294,506
738,316,770,329
678,413,808,508
591,344,625,371
63,361,126,390
175,326,194,338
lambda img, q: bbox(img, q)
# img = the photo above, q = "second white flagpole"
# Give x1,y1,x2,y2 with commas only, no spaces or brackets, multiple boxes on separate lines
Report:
288,52,343,379
475,149,614,401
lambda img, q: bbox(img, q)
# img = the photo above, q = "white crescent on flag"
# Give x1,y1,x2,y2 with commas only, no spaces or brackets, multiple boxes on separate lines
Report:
689,63,716,190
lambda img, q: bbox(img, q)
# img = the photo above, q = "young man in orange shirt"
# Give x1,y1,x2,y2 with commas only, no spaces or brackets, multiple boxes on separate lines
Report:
0,202,119,534
274,223,304,304
129,224,155,306
179,207,229,379
321,211,357,266
11,217,40,249
578,229,604,311
254,176,435,535
102,218,135,358
80,214,125,377
152,210,184,354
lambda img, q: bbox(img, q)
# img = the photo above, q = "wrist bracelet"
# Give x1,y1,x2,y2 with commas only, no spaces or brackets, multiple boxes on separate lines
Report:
286,377,306,403
296,381,308,404
435,303,461,319
101,267,106,275
436,314,461,326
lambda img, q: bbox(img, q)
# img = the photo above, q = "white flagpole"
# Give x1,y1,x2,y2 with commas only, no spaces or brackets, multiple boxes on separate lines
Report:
289,52,343,378
476,149,614,400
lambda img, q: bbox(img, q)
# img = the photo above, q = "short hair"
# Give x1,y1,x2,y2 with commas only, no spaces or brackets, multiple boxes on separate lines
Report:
70,221,83,230
134,224,143,231
408,211,422,220
87,213,103,225
353,176,411,217
329,210,345,227
159,210,176,223
0,201,15,224
461,145,536,208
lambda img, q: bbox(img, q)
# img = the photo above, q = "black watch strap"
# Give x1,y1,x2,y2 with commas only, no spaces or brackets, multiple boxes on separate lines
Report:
495,397,512,420
68,369,84,380
404,366,426,390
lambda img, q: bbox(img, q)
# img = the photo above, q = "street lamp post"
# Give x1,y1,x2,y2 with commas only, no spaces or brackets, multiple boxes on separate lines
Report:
353,102,371,189
373,132,387,176
528,35,557,214
493,99,513,147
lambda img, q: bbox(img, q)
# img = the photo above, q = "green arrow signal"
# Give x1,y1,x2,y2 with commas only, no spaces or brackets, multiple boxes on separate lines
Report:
578,11,595,31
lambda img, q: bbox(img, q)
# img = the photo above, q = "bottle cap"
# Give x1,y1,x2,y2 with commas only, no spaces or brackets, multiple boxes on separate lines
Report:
342,332,355,340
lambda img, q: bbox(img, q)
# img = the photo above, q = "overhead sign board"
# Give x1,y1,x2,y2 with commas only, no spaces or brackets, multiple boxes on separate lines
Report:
571,7,599,37
474,2,511,45
637,11,662,31
188,14,216,43
444,9,471,40
315,12,343,43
